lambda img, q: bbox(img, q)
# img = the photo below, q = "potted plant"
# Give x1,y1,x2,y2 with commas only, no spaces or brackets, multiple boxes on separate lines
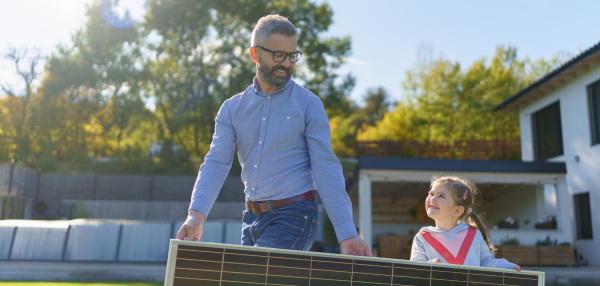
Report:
497,217,519,229
535,216,557,229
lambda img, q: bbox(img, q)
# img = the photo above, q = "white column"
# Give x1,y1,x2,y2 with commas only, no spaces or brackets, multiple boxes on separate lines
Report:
358,173,372,247
554,181,573,243
535,184,546,220
543,184,557,216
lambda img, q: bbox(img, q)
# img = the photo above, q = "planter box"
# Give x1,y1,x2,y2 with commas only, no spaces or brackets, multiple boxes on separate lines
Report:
378,235,411,259
537,246,575,266
495,246,538,266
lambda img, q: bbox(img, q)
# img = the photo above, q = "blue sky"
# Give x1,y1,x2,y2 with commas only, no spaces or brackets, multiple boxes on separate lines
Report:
1,0,599,105
320,0,600,104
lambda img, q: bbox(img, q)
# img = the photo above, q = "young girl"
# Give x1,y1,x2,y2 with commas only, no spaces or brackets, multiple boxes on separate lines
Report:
410,175,521,271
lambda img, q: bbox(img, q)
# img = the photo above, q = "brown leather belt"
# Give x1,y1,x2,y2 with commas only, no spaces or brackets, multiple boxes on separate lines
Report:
246,190,315,215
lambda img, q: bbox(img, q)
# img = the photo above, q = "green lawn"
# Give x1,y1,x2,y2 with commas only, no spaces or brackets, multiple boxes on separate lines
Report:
0,283,162,286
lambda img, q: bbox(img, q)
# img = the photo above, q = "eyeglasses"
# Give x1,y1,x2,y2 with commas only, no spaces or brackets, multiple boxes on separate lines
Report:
255,46,302,63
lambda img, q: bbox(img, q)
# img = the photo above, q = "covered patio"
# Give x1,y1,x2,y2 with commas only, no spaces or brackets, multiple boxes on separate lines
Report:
354,156,569,249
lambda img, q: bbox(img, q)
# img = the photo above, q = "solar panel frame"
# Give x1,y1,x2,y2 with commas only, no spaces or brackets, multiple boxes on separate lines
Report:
165,240,544,286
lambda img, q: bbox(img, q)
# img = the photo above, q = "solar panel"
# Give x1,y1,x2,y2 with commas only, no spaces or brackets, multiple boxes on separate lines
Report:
165,240,544,286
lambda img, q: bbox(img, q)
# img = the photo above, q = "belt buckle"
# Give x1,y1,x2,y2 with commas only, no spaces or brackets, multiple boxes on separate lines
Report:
248,201,269,214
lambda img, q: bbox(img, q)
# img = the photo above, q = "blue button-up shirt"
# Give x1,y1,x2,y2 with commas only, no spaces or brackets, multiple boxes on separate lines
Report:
190,78,358,242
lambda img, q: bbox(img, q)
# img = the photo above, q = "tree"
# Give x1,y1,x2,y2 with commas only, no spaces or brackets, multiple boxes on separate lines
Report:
362,87,392,126
358,45,565,146
143,0,356,157
39,0,153,170
8,0,355,174
0,47,42,163
330,87,391,157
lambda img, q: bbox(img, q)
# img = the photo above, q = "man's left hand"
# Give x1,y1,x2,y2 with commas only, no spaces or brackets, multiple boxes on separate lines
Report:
340,236,372,256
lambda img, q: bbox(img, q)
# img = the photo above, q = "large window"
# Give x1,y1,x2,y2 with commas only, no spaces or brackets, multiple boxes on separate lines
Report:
574,192,593,239
588,79,600,146
532,101,564,160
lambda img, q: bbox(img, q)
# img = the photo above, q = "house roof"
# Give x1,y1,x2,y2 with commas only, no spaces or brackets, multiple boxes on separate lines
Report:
359,156,566,174
495,41,600,112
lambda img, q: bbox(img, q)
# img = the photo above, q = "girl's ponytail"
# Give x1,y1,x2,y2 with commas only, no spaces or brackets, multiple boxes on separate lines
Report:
468,211,496,253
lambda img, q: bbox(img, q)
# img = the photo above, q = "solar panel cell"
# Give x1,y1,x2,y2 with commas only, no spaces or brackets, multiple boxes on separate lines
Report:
504,272,539,286
267,253,311,285
431,266,469,286
310,256,353,286
222,249,268,284
352,260,393,285
393,264,431,286
174,277,219,286
469,269,505,285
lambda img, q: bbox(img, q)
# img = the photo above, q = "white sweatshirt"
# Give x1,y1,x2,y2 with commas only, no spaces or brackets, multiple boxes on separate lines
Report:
410,222,517,270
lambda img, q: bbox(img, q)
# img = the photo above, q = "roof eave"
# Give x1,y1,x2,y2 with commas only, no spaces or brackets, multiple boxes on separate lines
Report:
495,41,600,112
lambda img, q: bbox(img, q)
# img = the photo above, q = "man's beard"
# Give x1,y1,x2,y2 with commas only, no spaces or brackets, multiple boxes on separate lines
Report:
258,59,293,88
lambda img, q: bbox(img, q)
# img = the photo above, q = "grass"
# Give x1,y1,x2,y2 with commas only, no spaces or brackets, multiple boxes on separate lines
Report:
0,283,162,286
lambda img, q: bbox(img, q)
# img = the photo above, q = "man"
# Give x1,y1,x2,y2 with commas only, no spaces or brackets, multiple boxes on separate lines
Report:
176,14,371,256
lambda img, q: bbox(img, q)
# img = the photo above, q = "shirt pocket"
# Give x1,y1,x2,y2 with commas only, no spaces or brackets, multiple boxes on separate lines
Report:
274,113,304,145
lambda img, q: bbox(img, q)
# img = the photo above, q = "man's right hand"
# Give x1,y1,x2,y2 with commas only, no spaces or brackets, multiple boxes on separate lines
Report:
176,209,206,241
340,236,372,256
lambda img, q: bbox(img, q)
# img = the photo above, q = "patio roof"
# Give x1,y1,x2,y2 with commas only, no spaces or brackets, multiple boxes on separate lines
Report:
356,156,566,199
359,156,566,174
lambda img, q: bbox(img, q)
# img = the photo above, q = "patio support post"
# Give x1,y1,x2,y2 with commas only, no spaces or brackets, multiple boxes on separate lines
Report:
554,181,572,239
358,173,372,247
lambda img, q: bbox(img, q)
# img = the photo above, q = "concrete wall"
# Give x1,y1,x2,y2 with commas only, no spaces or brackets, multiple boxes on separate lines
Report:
519,64,600,266
0,219,242,262
0,165,245,203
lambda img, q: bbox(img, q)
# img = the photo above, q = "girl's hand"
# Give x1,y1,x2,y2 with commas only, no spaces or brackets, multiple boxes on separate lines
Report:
431,258,441,263
514,265,521,271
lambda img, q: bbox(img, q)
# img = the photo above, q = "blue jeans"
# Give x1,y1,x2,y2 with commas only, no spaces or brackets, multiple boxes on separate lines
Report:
241,200,319,251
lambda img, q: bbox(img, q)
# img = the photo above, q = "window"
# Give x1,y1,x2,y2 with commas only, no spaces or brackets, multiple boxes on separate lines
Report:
532,101,564,160
587,79,600,146
574,193,593,239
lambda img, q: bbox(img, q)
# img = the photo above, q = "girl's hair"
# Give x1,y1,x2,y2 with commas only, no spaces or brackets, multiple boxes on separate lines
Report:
431,175,496,253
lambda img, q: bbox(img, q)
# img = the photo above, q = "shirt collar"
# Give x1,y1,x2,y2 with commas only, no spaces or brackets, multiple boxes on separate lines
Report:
252,77,293,97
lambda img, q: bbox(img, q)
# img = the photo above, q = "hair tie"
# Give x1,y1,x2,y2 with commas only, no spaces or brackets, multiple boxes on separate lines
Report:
463,189,468,200
467,208,472,214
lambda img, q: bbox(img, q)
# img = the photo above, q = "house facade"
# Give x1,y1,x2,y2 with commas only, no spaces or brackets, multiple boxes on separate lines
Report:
496,41,600,266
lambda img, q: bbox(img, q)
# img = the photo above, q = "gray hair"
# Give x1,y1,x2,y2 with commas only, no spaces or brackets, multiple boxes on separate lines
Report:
251,14,298,46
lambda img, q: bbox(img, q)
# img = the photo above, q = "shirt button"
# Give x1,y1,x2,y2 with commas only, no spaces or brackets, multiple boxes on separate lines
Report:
287,116,290,119
254,165,257,168
252,188,255,191
262,118,266,120
267,96,271,99
259,141,262,144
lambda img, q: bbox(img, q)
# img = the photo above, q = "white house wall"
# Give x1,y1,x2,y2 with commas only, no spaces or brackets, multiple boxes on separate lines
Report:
518,64,600,266
491,185,538,227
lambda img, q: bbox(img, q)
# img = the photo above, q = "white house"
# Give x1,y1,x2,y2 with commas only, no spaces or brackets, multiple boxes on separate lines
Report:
355,41,600,267
495,40,600,266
